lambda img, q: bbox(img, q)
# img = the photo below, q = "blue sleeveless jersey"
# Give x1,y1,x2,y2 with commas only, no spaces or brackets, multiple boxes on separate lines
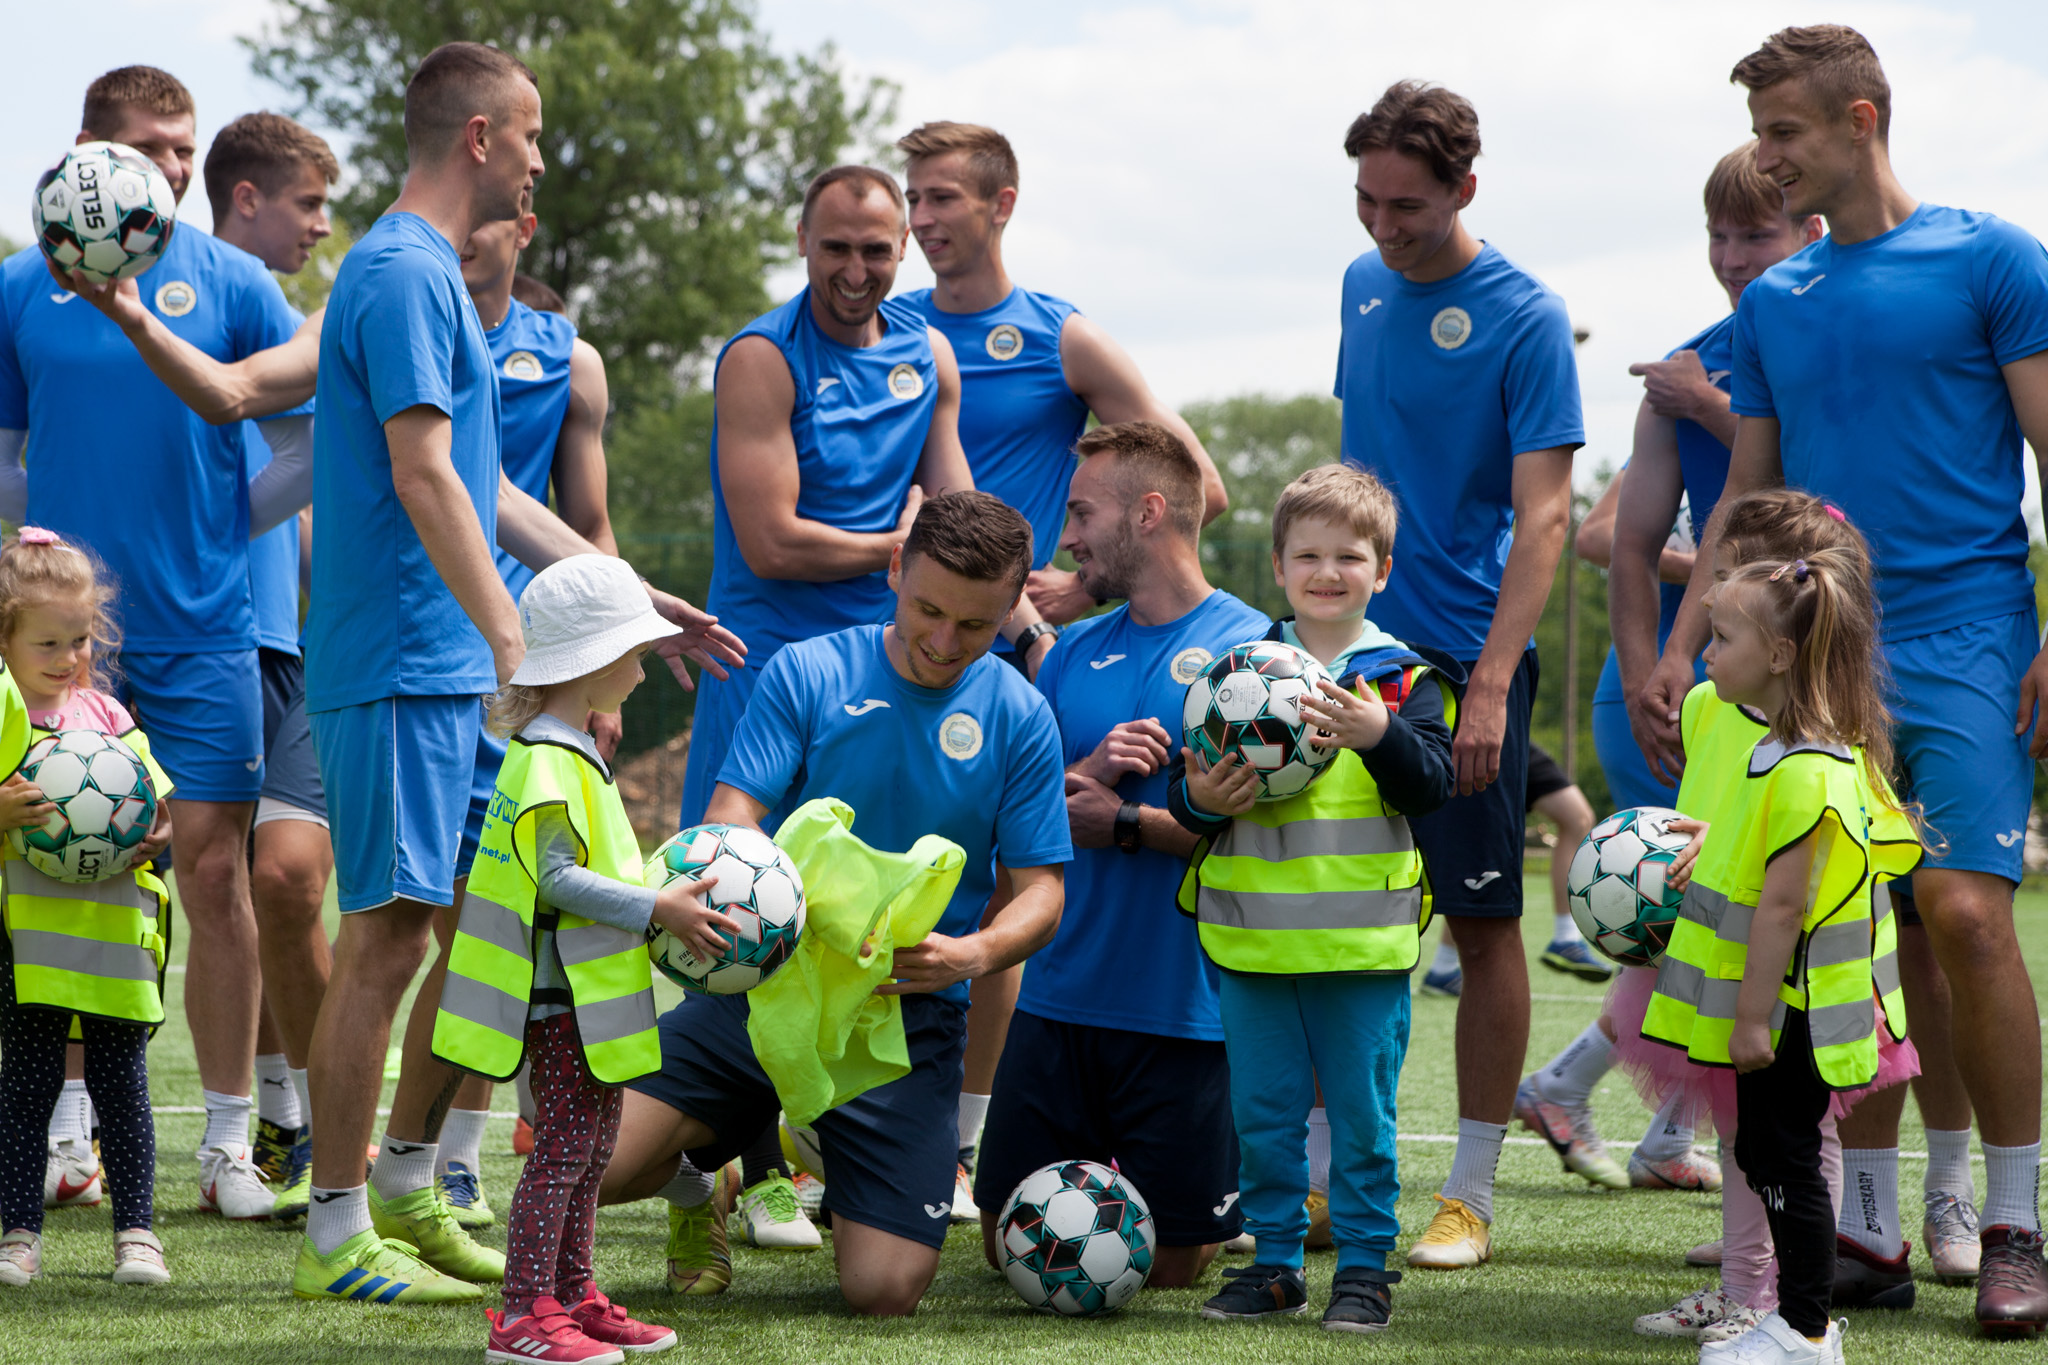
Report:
901,287,1087,570
244,420,305,654
487,300,577,598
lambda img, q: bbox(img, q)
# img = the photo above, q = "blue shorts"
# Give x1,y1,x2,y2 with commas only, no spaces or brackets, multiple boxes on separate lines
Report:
1888,610,2038,884
1410,647,1537,917
114,649,264,802
676,664,762,830
1591,648,1704,816
255,648,327,826
627,991,967,1249
310,695,482,912
456,727,510,882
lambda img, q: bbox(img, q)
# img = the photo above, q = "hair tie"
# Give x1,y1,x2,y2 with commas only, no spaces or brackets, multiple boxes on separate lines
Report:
1823,503,1847,523
1768,558,1810,584
18,527,58,546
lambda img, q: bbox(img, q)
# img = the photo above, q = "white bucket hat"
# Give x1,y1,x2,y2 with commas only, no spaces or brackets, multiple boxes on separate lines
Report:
508,554,681,687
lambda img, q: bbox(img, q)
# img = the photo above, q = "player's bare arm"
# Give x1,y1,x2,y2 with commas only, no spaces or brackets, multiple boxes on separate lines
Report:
1456,445,1573,795
550,337,617,556
1063,769,1198,859
1627,349,1738,449
2002,349,2048,755
717,335,922,581
1612,404,1692,785
880,862,1063,997
387,404,523,684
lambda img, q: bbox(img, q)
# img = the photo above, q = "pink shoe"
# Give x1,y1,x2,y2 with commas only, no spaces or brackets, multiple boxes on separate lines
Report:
486,1298,626,1364
568,1286,678,1354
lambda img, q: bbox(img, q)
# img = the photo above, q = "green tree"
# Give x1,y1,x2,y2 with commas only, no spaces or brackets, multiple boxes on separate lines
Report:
1183,393,1343,621
276,219,354,314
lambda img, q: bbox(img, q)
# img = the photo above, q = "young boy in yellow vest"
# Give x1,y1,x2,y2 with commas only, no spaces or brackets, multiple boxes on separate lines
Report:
1168,465,1458,1331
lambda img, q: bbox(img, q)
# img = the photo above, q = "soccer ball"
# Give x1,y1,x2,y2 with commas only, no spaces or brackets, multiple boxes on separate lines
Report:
10,731,158,883
1566,806,1691,968
995,1160,1156,1316
1181,640,1338,802
642,823,804,994
33,142,178,285
779,1117,824,1180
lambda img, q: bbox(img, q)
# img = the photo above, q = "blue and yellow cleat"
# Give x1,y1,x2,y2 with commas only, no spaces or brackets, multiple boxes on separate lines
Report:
1539,938,1618,983
292,1229,483,1303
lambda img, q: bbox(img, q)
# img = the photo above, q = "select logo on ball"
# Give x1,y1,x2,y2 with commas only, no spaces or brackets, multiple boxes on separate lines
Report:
985,324,1023,361
155,281,196,317
887,363,924,400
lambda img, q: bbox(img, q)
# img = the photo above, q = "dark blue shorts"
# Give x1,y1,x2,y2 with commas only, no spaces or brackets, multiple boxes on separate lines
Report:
973,1009,1243,1247
627,991,967,1249
1411,647,1537,917
255,648,327,825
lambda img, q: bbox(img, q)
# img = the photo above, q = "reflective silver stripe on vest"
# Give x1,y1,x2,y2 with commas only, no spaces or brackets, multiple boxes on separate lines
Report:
1804,919,1871,971
1678,881,1731,929
1872,944,1901,1001
455,893,529,960
1196,885,1422,932
1653,954,1708,1011
554,920,641,969
1213,816,1413,862
5,862,156,912
575,989,656,1046
1808,995,1876,1050
9,929,158,981
437,972,529,1044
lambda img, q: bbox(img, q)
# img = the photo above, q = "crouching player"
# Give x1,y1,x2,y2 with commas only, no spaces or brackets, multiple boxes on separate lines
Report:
1170,467,1456,1331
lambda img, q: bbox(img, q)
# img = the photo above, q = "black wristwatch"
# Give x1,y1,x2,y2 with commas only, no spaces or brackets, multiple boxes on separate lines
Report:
1113,800,1144,855
1016,621,1060,654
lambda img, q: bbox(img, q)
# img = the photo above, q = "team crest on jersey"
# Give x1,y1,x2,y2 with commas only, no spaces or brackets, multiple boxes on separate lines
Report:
887,363,924,400
503,350,543,382
938,711,983,761
1169,647,1213,685
1430,306,1473,350
985,324,1024,361
154,280,197,318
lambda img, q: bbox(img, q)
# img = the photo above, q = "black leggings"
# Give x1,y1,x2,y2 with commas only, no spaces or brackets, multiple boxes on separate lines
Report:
1732,1009,1836,1337
0,942,155,1232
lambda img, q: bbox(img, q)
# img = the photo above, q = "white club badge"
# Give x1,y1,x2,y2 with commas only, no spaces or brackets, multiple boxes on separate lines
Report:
154,280,197,318
985,324,1023,361
888,363,925,400
1170,647,1213,685
1430,306,1473,350
939,712,984,761
503,350,543,381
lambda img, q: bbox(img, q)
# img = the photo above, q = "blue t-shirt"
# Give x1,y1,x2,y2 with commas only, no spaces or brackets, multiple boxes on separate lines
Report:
304,212,501,711
1021,590,1270,1041
1334,243,1584,659
488,299,577,599
0,233,301,652
244,419,307,655
1672,314,1735,545
717,623,1071,1006
707,290,937,663
1732,204,2048,642
901,286,1088,574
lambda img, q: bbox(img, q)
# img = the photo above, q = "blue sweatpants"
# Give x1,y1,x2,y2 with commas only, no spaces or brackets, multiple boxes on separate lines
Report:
1216,969,1409,1272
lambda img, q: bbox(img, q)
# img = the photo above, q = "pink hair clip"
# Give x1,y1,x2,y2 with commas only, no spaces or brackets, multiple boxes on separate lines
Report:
1823,503,1847,523
18,527,59,546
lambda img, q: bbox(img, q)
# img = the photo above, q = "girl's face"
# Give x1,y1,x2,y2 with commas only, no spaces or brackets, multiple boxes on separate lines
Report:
1704,582,1790,712
585,645,648,715
7,594,94,708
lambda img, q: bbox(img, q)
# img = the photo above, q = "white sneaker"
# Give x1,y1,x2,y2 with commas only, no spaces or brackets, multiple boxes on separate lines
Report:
44,1136,103,1208
734,1174,821,1250
1222,1232,1257,1254
112,1229,170,1285
1922,1189,1981,1283
950,1163,979,1223
1635,1284,1743,1338
197,1144,273,1220
1699,1305,1769,1344
1699,1312,1841,1363
791,1171,825,1218
0,1231,40,1286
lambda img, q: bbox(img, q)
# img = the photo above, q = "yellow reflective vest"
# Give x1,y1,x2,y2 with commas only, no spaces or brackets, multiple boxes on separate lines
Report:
3,709,173,1030
1176,665,1453,976
432,735,658,1085
1642,684,1918,1088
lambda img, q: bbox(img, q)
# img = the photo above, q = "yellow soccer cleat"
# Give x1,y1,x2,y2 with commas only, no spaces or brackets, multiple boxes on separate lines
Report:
368,1183,505,1284
1406,1194,1491,1269
292,1229,483,1303
666,1164,735,1295
1304,1190,1334,1250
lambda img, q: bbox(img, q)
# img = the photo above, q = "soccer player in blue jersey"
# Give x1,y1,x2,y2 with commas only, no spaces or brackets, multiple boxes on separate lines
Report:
599,490,1070,1316
973,420,1269,1287
1641,26,2048,1334
1334,81,1581,1269
0,67,317,1223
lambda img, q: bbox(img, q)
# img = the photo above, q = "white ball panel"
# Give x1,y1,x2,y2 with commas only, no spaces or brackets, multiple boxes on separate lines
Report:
1213,673,1268,724
1013,1165,1065,1209
1596,829,1649,878
1040,1187,1098,1242
1078,1229,1131,1284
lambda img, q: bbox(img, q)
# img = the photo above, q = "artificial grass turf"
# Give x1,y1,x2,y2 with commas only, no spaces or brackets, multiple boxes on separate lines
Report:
4,875,2047,1363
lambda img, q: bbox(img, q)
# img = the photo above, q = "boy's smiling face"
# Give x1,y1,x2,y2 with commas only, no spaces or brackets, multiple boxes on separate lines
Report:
1273,515,1391,627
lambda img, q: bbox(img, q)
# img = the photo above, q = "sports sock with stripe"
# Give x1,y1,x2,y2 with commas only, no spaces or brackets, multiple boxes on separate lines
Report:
1551,912,1581,943
1631,1091,1696,1165
1537,1019,1612,1110
48,1079,92,1146
307,1184,371,1256
255,1054,301,1128
957,1092,990,1153
200,1089,253,1153
1982,1140,2042,1232
370,1135,437,1200
1306,1107,1332,1196
438,1107,487,1179
290,1068,313,1139
1923,1127,1974,1202
1838,1147,1903,1258
1441,1117,1506,1223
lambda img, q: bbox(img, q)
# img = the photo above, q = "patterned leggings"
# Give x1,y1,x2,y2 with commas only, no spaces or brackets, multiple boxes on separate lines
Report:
504,1012,623,1317
0,942,155,1233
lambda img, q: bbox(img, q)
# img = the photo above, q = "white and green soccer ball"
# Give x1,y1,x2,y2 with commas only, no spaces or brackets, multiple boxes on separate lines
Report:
11,730,158,883
996,1159,1156,1316
33,141,178,285
1566,805,1689,968
643,823,805,994
1181,640,1338,802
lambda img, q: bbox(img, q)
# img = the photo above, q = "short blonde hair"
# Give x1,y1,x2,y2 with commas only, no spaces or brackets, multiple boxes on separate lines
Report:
484,683,546,739
1703,140,1786,229
1272,464,1397,559
895,122,1019,201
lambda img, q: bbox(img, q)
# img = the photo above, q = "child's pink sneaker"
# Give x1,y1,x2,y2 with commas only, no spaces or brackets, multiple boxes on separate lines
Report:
486,1297,625,1364
568,1286,678,1354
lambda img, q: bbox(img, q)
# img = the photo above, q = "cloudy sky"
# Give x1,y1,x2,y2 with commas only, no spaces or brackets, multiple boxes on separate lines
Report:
9,0,2048,492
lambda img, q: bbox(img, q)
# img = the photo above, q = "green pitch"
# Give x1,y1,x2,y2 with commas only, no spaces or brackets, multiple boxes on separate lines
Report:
5,875,2048,1364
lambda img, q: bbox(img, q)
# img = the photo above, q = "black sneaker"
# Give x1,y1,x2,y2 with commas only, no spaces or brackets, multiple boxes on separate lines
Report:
1833,1233,1915,1309
1200,1263,1309,1320
1322,1266,1400,1333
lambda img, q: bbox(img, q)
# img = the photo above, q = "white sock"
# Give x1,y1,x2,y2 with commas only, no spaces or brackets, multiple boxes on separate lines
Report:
1923,1128,1975,1202
1632,1090,1695,1165
369,1135,438,1200
957,1092,991,1152
1307,1107,1332,1195
438,1108,488,1177
1442,1117,1506,1224
290,1068,313,1139
255,1054,301,1128
48,1079,92,1146
1982,1141,2042,1233
1839,1147,1903,1259
200,1089,253,1153
658,1156,716,1209
1430,940,1460,976
307,1184,371,1256
1537,1020,1613,1109
1552,912,1581,943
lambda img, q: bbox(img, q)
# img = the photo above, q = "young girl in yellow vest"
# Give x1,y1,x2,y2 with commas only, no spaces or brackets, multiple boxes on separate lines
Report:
432,555,737,1364
0,529,173,1287
1169,466,1459,1331
1645,541,1921,1365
